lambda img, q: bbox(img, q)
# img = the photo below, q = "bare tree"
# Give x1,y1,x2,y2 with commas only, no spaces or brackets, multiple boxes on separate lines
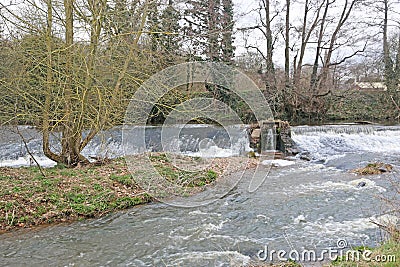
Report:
293,0,324,86
309,0,331,92
1,0,151,167
238,0,279,94
317,0,363,92
284,0,290,88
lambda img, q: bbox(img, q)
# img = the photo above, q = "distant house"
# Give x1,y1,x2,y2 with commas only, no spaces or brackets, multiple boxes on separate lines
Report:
353,82,387,91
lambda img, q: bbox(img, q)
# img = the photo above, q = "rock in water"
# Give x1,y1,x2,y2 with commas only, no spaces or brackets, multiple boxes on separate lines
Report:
357,181,366,188
299,152,312,161
378,167,387,173
352,162,393,175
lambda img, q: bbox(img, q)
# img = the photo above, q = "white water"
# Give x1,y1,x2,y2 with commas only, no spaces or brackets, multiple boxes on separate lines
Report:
0,156,57,168
292,125,400,163
0,125,251,167
261,159,295,167
182,134,251,158
5,124,400,168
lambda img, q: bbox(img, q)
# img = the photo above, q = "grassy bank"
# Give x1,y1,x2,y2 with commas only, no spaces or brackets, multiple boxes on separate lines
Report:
331,241,400,267
0,157,150,232
0,153,254,233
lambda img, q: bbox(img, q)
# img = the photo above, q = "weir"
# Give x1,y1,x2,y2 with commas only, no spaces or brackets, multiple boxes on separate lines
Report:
3,123,399,168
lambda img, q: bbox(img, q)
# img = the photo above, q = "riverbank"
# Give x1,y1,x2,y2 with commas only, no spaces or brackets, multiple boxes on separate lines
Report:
0,153,257,233
331,241,400,267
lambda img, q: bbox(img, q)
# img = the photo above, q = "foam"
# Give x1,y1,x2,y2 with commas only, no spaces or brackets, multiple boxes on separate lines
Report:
301,214,398,236
294,178,386,194
165,251,250,267
0,156,56,168
292,126,400,161
261,159,296,167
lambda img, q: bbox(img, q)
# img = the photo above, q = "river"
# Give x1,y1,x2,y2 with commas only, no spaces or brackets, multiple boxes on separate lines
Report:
0,124,399,266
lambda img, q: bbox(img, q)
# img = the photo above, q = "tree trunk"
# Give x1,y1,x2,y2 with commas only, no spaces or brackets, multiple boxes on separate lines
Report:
221,0,234,64
383,0,394,90
318,0,357,91
43,0,63,164
80,0,150,152
294,0,323,86
60,0,87,167
284,0,290,87
264,0,276,90
310,0,329,92
207,0,221,61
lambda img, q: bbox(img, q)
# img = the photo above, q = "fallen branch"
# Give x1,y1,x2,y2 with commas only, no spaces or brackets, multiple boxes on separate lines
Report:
389,94,400,119
15,126,46,177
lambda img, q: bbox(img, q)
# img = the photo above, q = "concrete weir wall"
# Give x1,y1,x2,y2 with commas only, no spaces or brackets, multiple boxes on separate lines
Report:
248,120,299,157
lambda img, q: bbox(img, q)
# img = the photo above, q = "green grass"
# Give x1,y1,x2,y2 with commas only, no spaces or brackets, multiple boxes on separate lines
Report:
0,159,151,230
0,154,221,232
110,174,134,186
148,153,218,188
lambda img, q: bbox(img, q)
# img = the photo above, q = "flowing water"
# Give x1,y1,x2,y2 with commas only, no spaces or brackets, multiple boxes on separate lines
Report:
0,124,399,266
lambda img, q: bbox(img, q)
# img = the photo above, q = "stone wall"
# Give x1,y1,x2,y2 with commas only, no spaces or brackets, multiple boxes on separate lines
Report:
248,120,299,156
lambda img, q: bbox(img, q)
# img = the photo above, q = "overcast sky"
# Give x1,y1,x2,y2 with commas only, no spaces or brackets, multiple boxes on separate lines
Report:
232,0,400,68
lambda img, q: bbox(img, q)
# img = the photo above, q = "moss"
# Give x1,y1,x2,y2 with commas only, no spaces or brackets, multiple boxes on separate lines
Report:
247,151,257,158
352,162,393,175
